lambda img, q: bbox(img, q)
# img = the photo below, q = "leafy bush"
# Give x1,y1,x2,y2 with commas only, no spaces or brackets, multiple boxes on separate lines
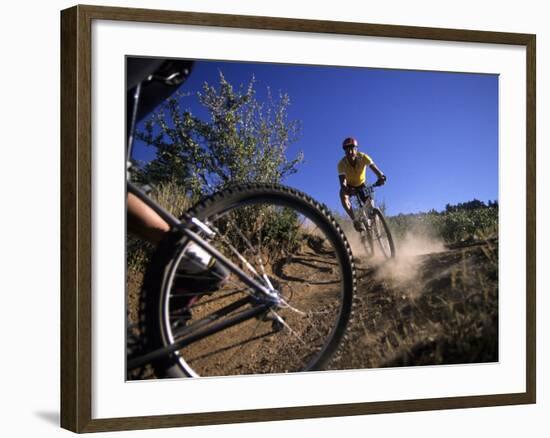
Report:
136,72,303,200
131,72,305,258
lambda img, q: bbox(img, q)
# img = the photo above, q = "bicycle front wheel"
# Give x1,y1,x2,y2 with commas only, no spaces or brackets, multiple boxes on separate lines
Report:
371,208,396,259
139,183,355,378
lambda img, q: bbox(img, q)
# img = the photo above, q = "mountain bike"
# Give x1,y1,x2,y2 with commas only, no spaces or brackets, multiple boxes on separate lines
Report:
349,183,396,259
126,60,356,379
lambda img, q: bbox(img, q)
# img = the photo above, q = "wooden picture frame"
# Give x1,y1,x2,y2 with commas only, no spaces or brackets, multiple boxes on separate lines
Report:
60,4,536,433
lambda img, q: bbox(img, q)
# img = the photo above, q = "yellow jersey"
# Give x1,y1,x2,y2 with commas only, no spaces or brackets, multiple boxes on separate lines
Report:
337,152,374,187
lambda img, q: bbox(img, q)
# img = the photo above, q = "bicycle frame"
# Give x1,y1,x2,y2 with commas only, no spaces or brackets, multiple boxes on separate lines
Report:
350,184,376,223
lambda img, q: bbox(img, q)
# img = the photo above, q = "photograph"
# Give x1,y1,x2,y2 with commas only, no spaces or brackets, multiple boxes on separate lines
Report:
125,56,499,380
58,3,537,432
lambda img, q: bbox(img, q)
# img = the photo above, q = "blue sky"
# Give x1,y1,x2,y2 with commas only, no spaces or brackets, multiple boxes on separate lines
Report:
132,59,498,216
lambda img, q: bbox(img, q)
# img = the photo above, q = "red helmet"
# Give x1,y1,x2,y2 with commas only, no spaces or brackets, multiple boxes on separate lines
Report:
342,137,358,149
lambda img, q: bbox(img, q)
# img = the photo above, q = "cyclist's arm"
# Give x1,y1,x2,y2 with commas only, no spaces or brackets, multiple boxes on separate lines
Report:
339,174,347,188
338,174,355,219
337,159,349,192
369,163,386,182
339,174,352,194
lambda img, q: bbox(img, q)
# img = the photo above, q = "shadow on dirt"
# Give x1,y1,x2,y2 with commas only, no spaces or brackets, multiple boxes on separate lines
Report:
272,255,340,285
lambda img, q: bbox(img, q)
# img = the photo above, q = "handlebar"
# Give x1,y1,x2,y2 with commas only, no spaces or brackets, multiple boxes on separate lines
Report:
347,180,385,199
346,184,371,197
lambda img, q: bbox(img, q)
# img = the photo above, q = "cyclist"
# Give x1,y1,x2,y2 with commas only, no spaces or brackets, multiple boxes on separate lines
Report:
338,137,386,231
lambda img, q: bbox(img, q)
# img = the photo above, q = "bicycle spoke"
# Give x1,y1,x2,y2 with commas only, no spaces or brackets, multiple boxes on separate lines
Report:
226,214,270,281
186,323,275,363
269,310,308,347
207,220,266,286
189,289,246,308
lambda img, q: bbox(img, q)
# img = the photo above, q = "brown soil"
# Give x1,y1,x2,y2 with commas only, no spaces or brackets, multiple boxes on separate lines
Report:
127,238,498,378
328,238,498,370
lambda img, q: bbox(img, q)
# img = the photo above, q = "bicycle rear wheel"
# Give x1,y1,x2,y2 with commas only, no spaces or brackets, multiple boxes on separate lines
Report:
138,184,355,378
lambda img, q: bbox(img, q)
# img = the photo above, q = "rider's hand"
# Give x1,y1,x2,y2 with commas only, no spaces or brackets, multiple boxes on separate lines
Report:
375,175,387,186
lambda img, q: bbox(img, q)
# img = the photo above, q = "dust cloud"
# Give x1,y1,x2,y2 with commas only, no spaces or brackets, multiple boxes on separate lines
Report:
337,216,446,297
394,231,445,257
353,230,445,298
347,228,444,259
386,234,444,298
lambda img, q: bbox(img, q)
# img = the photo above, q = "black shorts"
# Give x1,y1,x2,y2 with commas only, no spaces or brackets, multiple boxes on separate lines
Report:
348,184,368,203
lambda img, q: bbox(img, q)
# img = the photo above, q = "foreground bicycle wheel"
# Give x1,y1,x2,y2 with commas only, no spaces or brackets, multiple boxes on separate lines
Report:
138,184,355,378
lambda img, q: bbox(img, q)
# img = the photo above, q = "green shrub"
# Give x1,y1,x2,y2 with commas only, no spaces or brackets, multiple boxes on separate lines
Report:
386,206,498,244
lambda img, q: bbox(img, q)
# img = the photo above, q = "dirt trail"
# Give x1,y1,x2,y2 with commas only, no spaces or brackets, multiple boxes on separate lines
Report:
127,236,498,378
328,237,498,370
